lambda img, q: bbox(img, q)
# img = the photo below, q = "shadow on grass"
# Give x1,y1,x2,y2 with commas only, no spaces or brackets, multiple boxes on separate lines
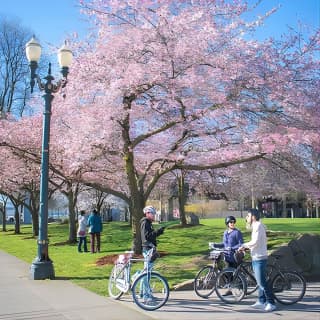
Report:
55,275,106,280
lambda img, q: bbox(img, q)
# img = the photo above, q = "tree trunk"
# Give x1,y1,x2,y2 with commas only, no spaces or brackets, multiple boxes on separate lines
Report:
27,192,40,237
129,191,145,255
32,209,39,237
123,131,146,254
1,199,7,232
67,191,77,243
178,174,187,226
13,204,21,234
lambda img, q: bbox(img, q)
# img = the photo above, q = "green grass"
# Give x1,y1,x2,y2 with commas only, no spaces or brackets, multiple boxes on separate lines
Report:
0,218,319,297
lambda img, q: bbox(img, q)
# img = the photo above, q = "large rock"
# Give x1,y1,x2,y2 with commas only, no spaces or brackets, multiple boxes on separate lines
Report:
186,213,200,225
271,234,320,281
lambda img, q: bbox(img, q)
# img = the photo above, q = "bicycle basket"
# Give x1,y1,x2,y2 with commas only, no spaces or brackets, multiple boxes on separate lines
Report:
117,252,133,264
233,251,245,265
209,250,223,260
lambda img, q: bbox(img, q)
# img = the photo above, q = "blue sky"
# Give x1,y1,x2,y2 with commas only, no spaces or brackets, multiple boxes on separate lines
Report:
0,0,319,49
0,0,87,48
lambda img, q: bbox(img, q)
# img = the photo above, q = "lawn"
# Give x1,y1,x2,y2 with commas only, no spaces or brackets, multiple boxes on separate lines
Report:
0,217,319,297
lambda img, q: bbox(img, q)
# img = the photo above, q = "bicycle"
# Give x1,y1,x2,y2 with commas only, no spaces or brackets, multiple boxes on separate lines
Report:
194,243,225,298
108,247,170,311
268,253,306,305
215,251,306,305
214,251,247,304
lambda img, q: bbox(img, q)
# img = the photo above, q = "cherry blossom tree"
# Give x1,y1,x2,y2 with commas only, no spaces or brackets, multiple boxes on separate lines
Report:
54,0,319,251
0,142,41,234
30,0,316,251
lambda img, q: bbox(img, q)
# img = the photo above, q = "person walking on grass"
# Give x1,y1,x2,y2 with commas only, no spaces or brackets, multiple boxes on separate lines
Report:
239,209,276,312
87,209,103,253
77,210,88,253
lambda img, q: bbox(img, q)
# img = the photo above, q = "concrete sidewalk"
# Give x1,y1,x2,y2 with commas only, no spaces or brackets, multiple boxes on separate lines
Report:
0,250,152,320
0,250,319,320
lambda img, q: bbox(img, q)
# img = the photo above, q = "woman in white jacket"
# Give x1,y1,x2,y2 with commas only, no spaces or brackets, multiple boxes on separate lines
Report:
77,210,88,252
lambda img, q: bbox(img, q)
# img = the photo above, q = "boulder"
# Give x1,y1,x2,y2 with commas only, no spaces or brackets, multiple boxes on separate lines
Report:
186,213,200,225
271,234,320,281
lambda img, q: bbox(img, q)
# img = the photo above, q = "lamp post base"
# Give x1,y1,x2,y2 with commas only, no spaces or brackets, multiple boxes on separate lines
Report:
30,259,55,280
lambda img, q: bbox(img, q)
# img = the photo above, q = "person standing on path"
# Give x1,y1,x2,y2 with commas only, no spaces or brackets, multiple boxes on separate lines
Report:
140,206,165,267
239,209,276,312
214,215,244,268
139,205,165,302
77,210,88,253
87,209,103,253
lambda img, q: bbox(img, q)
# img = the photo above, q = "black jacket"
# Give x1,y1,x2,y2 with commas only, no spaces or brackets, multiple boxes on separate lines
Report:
140,217,162,250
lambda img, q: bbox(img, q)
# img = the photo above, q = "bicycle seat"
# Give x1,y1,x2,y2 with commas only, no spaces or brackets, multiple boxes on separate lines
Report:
270,254,283,259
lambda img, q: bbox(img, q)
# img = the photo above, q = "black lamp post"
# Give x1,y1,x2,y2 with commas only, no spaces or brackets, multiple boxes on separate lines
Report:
26,36,72,280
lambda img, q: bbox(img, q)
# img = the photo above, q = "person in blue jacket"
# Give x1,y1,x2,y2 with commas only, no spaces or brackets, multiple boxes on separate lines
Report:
87,209,103,253
222,215,244,268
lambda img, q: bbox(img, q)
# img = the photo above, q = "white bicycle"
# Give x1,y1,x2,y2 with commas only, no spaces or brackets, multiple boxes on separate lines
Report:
108,247,169,311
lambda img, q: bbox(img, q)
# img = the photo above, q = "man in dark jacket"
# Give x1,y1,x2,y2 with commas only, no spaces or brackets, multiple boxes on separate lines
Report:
140,205,164,251
139,206,165,303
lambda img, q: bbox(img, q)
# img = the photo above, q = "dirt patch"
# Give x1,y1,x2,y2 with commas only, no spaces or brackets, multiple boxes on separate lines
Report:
96,254,120,266
51,240,75,246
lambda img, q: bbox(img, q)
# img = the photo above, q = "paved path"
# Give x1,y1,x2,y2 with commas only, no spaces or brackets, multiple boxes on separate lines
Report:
0,250,319,320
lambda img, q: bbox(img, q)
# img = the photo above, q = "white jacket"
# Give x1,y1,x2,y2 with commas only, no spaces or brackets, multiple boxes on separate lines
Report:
77,215,88,237
243,220,268,261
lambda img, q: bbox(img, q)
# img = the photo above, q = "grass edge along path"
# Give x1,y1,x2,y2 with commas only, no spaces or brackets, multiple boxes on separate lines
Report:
0,217,319,297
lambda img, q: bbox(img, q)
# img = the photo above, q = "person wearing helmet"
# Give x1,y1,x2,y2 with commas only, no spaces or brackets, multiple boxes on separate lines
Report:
222,215,244,268
140,206,165,302
239,209,276,312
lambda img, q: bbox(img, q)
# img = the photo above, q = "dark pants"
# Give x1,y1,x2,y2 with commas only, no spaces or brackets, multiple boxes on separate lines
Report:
78,236,88,252
90,232,101,253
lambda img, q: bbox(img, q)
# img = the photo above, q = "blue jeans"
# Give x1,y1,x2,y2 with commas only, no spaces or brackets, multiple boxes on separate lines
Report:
78,236,88,252
252,259,275,304
141,249,154,298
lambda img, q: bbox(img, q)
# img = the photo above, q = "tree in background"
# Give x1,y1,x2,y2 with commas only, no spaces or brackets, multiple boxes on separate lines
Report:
0,17,31,117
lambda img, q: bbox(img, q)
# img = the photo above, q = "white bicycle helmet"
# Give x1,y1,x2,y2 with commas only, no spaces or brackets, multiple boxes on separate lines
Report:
143,206,156,215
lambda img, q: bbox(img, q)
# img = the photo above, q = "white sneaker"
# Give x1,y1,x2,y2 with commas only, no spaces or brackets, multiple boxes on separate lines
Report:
265,303,276,312
142,295,156,303
251,301,265,309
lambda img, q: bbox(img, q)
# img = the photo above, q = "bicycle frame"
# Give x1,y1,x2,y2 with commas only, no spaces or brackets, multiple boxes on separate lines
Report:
113,247,157,293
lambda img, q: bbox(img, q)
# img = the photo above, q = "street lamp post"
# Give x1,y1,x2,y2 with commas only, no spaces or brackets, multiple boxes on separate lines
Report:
26,36,72,280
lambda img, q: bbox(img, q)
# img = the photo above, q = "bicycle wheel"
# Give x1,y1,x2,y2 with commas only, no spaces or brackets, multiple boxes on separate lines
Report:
131,271,169,311
271,271,306,305
194,266,217,298
215,269,246,304
241,262,257,295
108,264,125,299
